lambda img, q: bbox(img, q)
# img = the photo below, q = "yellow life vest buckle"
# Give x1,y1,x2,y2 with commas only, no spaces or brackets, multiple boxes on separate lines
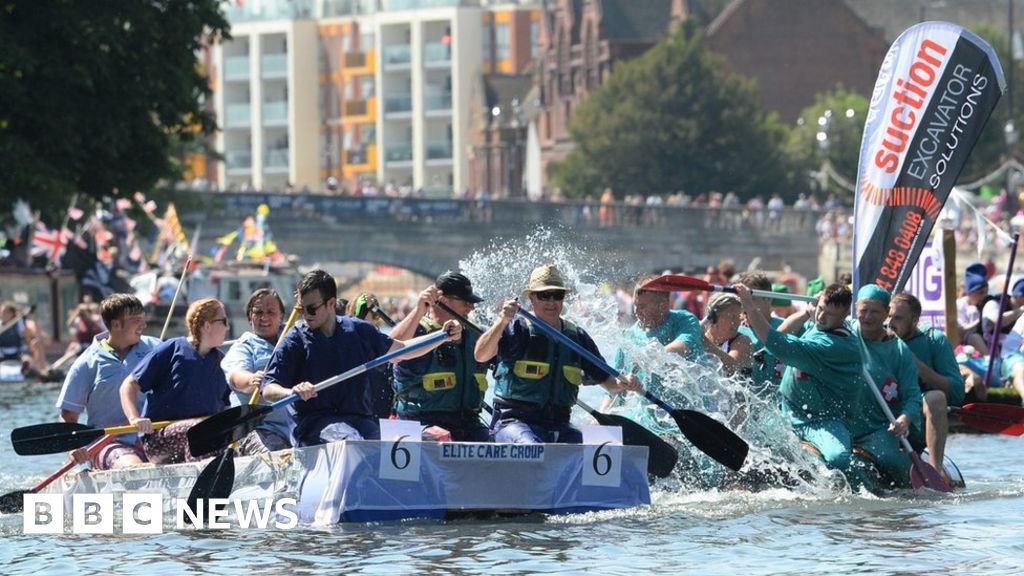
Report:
513,360,549,379
423,372,456,392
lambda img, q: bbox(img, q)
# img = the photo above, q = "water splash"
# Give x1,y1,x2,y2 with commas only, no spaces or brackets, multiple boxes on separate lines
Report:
460,227,842,496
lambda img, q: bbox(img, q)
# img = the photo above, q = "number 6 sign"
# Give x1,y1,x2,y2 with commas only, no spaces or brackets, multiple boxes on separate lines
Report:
581,425,623,487
379,419,422,481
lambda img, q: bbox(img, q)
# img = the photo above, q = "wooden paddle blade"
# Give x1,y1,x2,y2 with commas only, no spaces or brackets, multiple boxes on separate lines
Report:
671,409,749,471
10,422,104,455
0,490,29,514
187,405,270,457
639,275,712,293
909,451,953,493
954,403,1024,436
186,447,236,523
590,411,679,478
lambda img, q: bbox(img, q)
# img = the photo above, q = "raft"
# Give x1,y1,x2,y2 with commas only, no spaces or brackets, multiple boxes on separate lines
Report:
39,439,652,524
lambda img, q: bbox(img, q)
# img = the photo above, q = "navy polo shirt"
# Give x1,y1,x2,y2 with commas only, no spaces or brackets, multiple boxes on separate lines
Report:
132,336,230,421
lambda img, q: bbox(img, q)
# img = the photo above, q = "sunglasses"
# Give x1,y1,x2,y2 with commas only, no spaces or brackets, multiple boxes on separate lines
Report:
303,301,327,315
211,317,229,326
534,291,566,302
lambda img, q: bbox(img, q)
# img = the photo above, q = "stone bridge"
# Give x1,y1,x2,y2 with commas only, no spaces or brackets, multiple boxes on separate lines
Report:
180,192,828,279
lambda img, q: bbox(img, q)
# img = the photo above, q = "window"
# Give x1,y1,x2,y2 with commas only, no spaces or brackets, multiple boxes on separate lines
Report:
361,76,375,98
530,20,539,58
361,31,375,51
496,23,510,60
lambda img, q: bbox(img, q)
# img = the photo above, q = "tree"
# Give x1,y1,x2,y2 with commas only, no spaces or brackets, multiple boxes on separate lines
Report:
0,1,228,219
553,21,793,201
784,87,869,203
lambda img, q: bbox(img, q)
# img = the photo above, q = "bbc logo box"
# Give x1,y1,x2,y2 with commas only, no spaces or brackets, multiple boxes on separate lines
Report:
23,493,163,534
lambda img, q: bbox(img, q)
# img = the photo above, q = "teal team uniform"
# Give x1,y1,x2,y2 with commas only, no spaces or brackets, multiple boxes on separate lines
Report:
902,327,965,407
738,316,785,397
765,325,870,490
850,331,923,489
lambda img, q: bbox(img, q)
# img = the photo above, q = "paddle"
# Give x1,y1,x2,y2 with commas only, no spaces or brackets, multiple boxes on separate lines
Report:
186,304,302,510
158,254,193,340
0,435,115,514
640,274,819,303
854,336,952,492
434,299,679,478
0,304,35,337
187,329,451,456
11,420,174,456
950,402,1024,436
516,307,748,472
370,304,396,327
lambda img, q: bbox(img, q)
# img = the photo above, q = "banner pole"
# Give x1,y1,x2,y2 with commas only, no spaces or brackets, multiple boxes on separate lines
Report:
983,232,1020,388
943,228,959,345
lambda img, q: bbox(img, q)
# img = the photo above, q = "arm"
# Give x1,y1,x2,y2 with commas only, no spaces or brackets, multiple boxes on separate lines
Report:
475,299,519,362
664,339,689,358
389,286,436,341
222,336,262,394
914,356,949,395
734,284,770,344
778,307,813,334
386,319,462,362
119,374,152,433
891,341,923,436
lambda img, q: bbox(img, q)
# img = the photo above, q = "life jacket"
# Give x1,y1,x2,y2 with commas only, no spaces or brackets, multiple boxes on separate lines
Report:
392,317,488,416
0,319,26,360
494,317,584,409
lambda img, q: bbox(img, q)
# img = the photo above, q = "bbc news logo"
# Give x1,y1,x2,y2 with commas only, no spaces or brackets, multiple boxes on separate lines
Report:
22,494,299,533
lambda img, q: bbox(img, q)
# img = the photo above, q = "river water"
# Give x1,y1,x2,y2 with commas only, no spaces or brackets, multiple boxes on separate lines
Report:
2,232,1023,574
0,379,1021,575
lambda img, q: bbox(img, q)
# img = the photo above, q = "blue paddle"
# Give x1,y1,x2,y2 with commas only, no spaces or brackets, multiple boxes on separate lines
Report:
187,330,450,456
516,307,748,471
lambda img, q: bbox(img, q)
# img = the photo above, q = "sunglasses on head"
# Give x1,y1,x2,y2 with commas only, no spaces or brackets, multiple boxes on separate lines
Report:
534,290,566,302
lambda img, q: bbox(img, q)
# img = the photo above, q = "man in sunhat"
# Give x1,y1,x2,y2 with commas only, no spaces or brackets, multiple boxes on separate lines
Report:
390,271,492,441
849,284,923,491
475,265,642,444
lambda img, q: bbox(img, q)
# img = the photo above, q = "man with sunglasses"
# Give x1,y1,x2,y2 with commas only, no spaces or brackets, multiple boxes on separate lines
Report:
390,271,492,442
261,269,463,447
475,265,642,444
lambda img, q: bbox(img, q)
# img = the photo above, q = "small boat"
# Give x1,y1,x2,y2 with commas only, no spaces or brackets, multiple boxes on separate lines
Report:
0,360,23,383
40,440,652,524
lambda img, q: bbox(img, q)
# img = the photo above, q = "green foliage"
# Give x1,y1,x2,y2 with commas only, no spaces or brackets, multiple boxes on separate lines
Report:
785,87,869,201
552,22,792,201
0,0,228,220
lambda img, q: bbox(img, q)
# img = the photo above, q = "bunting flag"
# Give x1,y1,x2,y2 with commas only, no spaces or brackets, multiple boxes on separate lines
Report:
30,221,72,265
152,202,189,262
853,22,1004,294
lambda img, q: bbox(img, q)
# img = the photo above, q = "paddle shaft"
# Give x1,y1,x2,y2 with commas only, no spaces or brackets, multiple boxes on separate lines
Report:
267,330,449,411
159,254,193,340
34,435,115,492
0,305,35,337
727,286,817,303
984,232,1021,388
516,308,621,378
245,304,302,406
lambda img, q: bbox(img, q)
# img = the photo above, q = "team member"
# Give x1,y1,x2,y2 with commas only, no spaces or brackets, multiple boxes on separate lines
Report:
849,285,923,490
703,293,753,376
475,265,642,444
120,298,231,464
390,272,491,441
736,271,786,396
887,292,964,479
261,269,462,447
56,294,159,469
735,282,871,491
222,288,293,454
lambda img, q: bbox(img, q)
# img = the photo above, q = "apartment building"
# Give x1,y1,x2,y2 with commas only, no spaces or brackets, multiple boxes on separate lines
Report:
212,0,537,195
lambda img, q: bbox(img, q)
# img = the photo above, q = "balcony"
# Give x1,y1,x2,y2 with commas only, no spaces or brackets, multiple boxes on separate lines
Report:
385,144,413,164
344,99,368,116
344,52,366,68
384,95,412,115
224,56,250,81
225,150,252,173
424,92,452,112
263,100,288,126
225,103,251,128
383,44,411,69
423,42,451,66
262,53,288,78
425,140,452,161
264,148,289,171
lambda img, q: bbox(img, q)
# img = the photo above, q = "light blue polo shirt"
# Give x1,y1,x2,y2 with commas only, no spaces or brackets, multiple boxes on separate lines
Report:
221,330,293,442
55,332,161,443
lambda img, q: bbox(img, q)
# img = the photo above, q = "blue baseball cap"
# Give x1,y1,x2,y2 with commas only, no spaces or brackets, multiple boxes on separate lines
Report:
1012,278,1024,297
965,273,988,294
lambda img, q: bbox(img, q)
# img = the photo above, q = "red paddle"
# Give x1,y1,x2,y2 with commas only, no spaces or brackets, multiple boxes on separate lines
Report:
0,434,116,513
640,274,819,303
